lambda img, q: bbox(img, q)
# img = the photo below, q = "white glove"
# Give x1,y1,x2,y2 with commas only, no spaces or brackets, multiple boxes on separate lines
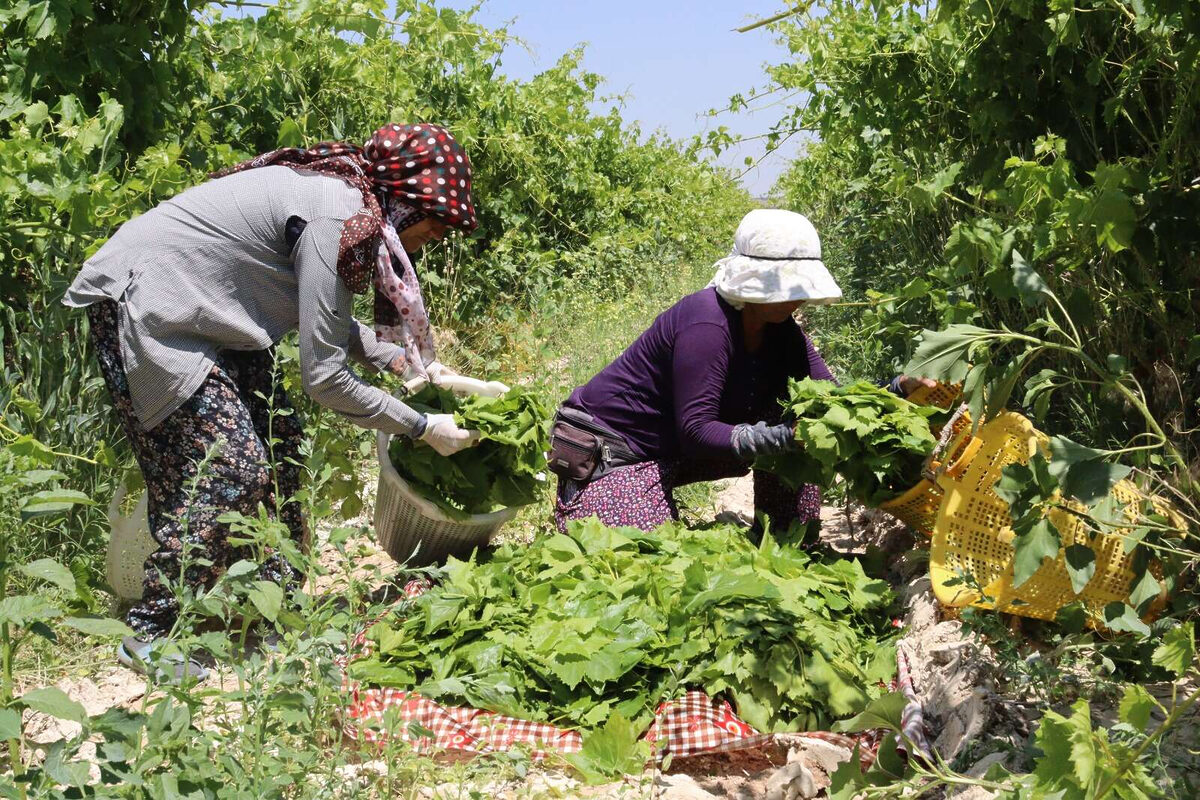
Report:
418,413,481,457
405,361,509,398
436,373,511,398
400,360,441,396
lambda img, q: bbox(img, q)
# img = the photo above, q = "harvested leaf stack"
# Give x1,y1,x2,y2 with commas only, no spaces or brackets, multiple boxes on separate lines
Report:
349,519,898,734
757,379,942,505
388,385,550,516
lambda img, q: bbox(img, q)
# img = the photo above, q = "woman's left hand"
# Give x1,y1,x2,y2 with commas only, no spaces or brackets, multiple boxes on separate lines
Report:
896,375,938,395
438,374,511,397
399,359,509,397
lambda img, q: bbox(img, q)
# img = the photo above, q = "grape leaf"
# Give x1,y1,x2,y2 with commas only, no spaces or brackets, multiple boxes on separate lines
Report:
903,324,994,384
1152,626,1196,678
757,379,939,504
1102,602,1151,636
564,712,650,783
389,385,550,516
1012,518,1061,589
1031,704,1076,788
1060,460,1132,505
831,691,907,733
350,519,897,738
1062,544,1096,594
1010,250,1050,306
1127,570,1161,615
1118,684,1157,730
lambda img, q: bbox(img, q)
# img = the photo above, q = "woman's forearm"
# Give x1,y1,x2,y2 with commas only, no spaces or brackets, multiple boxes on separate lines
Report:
347,319,403,373
295,218,422,436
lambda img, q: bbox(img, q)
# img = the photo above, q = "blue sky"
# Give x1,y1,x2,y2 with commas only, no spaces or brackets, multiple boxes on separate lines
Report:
443,1,801,196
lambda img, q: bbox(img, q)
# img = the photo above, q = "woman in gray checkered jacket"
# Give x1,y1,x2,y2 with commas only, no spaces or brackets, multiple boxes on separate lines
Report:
65,123,503,682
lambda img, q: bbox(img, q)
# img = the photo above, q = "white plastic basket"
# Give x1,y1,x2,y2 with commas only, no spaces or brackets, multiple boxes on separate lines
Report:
375,431,516,567
105,485,156,603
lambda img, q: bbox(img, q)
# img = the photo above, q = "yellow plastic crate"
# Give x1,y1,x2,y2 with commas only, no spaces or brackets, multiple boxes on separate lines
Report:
876,479,944,537
904,381,962,410
876,382,972,536
929,412,1181,627
877,434,978,536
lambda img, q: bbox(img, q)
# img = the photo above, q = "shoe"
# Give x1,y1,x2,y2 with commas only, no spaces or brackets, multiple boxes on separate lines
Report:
117,636,210,684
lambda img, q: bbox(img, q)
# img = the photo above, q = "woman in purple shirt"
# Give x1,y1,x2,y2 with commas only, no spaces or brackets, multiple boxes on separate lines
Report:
550,210,929,536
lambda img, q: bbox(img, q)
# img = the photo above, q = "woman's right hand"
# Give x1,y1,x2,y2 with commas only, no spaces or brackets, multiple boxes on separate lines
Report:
731,421,798,461
418,413,481,456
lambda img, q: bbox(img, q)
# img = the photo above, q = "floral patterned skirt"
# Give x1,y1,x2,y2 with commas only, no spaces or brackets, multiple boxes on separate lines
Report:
88,300,305,638
553,457,821,536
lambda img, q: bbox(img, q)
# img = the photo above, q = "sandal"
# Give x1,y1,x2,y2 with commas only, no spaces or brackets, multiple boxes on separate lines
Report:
117,636,210,684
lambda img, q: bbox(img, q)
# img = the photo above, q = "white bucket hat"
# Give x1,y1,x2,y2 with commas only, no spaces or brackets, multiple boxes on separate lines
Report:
709,209,843,308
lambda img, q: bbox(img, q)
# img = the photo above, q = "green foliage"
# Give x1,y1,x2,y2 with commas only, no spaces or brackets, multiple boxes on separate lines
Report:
990,440,1180,622
831,690,909,735
759,0,1199,468
1119,684,1158,731
898,251,1193,630
756,379,940,505
387,385,550,516
1152,625,1196,678
562,712,651,785
0,437,134,795
1010,699,1160,799
1,411,558,798
722,2,1200,794
824,684,1199,799
0,523,529,798
1,0,748,320
348,518,898,754
0,0,748,584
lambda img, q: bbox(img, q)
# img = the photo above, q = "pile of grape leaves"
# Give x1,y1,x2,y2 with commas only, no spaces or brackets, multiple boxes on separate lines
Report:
388,384,550,516
756,378,943,505
348,519,898,736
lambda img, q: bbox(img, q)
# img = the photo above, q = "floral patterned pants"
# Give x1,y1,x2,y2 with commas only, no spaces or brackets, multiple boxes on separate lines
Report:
554,458,821,536
88,301,305,638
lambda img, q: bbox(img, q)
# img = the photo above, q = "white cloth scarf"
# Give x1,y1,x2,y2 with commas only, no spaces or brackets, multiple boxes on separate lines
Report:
374,205,436,380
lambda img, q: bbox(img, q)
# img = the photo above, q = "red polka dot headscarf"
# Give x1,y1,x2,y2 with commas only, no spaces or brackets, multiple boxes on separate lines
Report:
364,123,478,234
212,123,478,378
213,123,477,293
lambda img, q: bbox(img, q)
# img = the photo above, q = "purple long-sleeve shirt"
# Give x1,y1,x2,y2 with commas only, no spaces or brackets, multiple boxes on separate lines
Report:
566,288,835,462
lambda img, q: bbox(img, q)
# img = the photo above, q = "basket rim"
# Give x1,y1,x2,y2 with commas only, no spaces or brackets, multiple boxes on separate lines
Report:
877,476,940,510
377,431,517,526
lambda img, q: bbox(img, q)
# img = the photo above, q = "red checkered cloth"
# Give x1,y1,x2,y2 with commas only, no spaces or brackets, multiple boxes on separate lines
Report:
644,691,770,758
642,691,885,769
345,687,582,758
342,580,917,770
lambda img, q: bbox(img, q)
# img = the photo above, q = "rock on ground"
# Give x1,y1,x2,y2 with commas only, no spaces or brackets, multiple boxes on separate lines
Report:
21,670,146,746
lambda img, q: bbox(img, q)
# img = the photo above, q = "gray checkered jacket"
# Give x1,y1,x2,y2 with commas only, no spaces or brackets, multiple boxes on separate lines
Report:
64,166,422,435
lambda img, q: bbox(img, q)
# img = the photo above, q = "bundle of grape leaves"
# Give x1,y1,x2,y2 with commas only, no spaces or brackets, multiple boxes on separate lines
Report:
756,378,942,506
348,518,898,735
387,384,550,516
